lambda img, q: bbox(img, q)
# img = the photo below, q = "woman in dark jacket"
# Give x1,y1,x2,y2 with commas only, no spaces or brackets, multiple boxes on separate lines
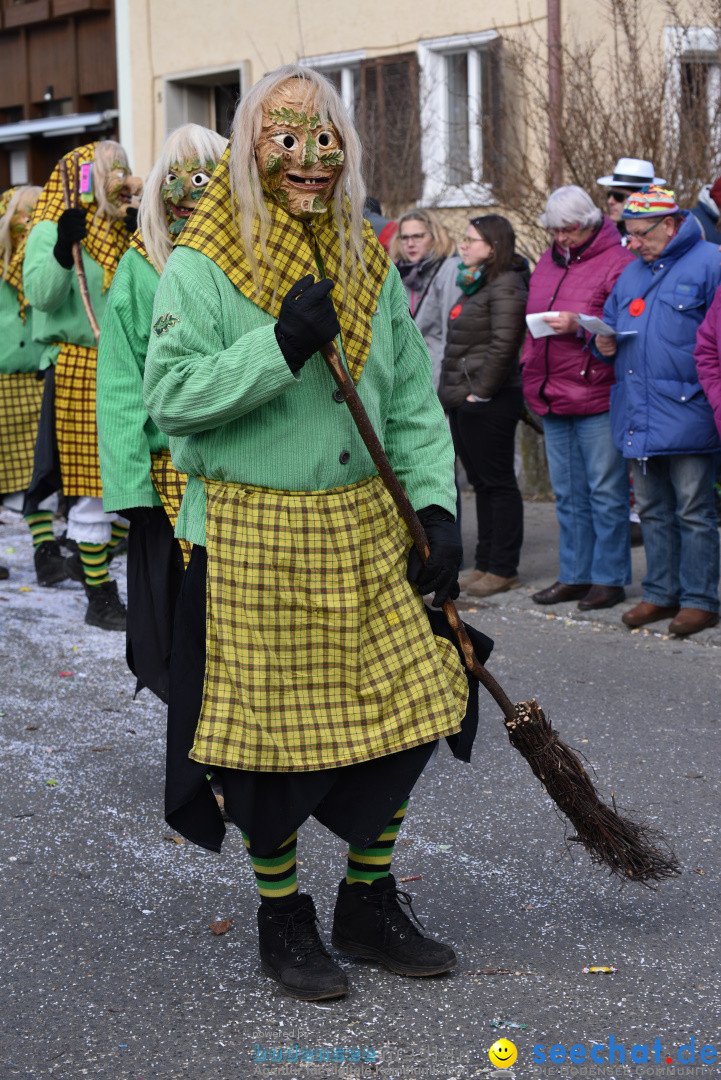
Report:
438,214,529,598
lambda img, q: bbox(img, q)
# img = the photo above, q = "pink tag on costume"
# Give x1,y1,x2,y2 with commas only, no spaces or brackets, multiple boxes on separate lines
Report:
79,161,94,201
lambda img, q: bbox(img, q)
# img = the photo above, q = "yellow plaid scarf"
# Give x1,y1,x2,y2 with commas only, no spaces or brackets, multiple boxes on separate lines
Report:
177,144,390,384
1,187,30,321
30,141,130,294
129,230,155,268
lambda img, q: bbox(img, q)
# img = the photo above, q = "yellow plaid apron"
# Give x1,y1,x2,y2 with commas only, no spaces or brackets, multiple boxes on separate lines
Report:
54,343,101,497
150,449,191,565
191,476,467,772
0,372,44,492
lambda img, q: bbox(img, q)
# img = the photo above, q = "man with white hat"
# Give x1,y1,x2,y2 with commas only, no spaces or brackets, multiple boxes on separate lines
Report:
597,158,666,240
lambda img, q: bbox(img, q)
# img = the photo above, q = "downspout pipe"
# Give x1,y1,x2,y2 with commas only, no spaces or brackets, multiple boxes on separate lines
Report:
548,0,563,189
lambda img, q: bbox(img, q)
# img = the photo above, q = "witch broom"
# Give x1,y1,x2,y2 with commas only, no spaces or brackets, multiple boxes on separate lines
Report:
320,340,680,887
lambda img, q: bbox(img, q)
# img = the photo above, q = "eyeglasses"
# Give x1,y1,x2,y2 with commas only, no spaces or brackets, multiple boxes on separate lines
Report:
607,189,636,203
625,218,663,239
550,224,581,237
460,235,487,246
399,232,429,243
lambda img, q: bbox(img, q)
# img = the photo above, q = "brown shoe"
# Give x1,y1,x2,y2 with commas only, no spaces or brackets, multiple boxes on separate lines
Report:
577,585,626,611
531,581,590,605
621,601,680,628
466,572,521,598
459,569,487,590
667,608,719,636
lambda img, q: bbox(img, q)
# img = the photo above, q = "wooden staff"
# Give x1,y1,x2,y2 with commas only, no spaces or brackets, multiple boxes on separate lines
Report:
58,155,100,344
320,339,680,885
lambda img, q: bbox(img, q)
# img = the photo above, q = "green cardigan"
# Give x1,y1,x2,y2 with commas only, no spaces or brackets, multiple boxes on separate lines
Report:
96,246,167,512
0,279,45,374
23,219,111,368
144,245,456,546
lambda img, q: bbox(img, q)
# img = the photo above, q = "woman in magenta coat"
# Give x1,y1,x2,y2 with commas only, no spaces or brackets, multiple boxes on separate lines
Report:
695,284,721,440
521,185,634,610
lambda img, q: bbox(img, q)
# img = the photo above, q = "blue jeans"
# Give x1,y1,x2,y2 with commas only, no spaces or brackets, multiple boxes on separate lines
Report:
631,455,720,612
543,412,631,586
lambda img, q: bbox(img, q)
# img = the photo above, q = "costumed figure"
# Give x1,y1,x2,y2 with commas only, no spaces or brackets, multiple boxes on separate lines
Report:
0,185,45,579
97,123,227,701
144,66,492,1002
22,141,142,628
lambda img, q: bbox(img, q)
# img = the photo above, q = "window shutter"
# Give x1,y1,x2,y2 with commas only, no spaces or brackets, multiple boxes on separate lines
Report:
481,37,503,187
358,52,422,209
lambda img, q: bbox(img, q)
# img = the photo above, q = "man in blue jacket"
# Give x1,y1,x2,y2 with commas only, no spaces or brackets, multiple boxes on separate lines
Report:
596,186,721,636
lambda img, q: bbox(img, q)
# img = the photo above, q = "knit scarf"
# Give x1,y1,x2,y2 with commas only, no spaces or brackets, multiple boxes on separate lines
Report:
177,143,390,385
30,141,130,294
456,261,485,296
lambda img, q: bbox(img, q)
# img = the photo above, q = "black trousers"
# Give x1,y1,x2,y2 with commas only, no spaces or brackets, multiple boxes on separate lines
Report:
449,386,524,578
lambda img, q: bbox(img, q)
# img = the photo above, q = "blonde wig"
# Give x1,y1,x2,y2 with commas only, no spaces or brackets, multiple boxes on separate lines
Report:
138,124,228,273
0,185,42,279
390,208,456,263
92,140,131,223
229,64,367,301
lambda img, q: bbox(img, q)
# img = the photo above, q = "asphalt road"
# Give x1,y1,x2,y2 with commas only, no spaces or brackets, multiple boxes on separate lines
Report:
1,498,720,1080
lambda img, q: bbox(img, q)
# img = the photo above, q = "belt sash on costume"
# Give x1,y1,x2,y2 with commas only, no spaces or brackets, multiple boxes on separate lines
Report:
192,475,467,773
0,372,44,492
150,448,191,564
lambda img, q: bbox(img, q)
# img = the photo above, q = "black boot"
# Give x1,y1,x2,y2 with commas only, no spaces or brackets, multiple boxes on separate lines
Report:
34,540,69,586
0,565,8,580
257,893,348,1001
84,580,127,632
332,874,456,977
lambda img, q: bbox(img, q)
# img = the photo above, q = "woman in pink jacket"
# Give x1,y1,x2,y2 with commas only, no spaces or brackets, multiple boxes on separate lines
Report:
696,284,721,440
522,186,634,610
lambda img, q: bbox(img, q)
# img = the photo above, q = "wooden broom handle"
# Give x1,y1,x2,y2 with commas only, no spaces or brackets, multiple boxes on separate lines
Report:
319,340,515,719
58,156,101,344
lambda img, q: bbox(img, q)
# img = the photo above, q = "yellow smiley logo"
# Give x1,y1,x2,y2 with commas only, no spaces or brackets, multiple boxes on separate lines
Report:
488,1038,518,1069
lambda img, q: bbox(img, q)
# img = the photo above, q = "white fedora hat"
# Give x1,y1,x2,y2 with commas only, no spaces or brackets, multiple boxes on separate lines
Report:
597,157,666,187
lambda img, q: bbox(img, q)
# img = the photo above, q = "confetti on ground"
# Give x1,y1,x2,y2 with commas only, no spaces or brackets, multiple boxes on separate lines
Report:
164,835,185,844
46,779,58,786
59,671,73,677
582,965,618,974
399,875,422,883
490,1018,529,1029
471,969,537,976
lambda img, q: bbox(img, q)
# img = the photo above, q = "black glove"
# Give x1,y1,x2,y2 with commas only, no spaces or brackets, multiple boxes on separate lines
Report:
274,274,341,373
407,505,462,608
123,206,139,234
53,208,88,269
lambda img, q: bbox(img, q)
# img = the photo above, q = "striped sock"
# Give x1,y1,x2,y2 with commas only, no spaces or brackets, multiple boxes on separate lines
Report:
25,512,55,550
79,542,110,587
346,799,409,886
111,519,130,547
243,830,298,903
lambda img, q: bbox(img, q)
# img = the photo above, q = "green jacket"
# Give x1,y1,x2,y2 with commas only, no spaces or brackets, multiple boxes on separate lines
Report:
144,245,456,546
0,279,45,374
97,247,167,512
23,219,111,368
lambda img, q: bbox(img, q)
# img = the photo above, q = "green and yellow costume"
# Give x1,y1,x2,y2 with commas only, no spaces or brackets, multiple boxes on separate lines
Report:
0,189,45,496
144,144,466,851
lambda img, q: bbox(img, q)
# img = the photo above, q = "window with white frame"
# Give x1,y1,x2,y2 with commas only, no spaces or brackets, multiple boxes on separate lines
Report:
301,50,365,120
666,26,721,183
418,32,502,207
164,64,248,138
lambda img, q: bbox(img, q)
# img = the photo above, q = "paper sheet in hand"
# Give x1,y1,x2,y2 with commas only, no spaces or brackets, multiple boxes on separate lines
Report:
525,312,561,338
577,313,637,337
